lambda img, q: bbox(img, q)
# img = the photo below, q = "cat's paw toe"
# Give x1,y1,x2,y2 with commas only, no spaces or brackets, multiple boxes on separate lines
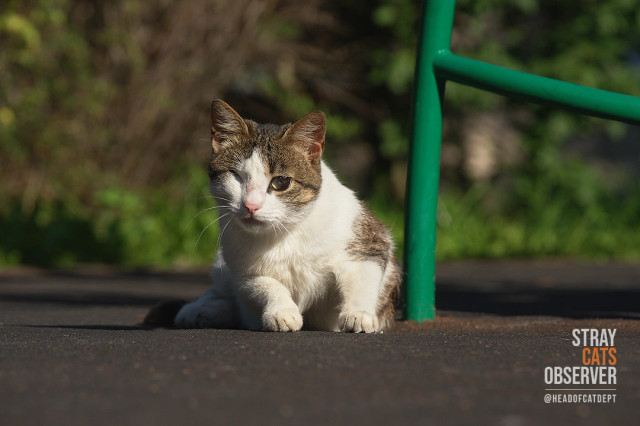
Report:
339,311,379,333
262,308,303,332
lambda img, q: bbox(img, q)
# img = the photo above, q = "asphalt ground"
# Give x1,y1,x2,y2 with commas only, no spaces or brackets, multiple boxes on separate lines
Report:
1,261,639,425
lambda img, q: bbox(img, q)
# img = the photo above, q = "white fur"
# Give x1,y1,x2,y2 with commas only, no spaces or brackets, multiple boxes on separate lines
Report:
175,155,393,333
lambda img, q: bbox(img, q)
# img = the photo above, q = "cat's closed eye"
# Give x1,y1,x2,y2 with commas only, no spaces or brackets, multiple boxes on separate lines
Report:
269,176,291,191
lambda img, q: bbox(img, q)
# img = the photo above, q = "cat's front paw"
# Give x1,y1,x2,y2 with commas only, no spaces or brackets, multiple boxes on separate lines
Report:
262,308,303,332
339,310,379,333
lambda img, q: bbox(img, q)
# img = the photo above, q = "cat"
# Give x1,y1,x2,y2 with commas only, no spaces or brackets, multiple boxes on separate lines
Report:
166,100,400,333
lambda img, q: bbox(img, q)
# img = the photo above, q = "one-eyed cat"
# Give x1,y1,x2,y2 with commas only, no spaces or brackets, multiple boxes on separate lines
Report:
168,100,400,333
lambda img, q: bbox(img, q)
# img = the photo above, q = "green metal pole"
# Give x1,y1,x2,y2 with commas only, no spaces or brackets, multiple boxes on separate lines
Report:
403,0,640,323
434,53,640,126
404,0,456,321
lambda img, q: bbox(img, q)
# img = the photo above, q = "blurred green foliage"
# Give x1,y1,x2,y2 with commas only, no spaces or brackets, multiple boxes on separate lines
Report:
1,0,639,267
0,166,219,266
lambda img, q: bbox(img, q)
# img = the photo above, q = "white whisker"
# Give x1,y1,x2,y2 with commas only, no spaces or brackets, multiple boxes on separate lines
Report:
193,212,230,251
188,206,219,225
273,217,292,239
217,216,234,249
210,194,234,203
270,221,281,237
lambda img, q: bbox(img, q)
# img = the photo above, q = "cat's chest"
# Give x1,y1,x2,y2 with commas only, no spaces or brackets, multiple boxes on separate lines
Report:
225,233,332,289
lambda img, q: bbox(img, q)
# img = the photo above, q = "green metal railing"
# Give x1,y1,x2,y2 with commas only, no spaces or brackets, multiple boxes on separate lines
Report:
403,0,640,321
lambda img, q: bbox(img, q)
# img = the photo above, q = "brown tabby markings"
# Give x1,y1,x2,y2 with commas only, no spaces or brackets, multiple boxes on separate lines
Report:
378,258,400,326
346,203,400,326
346,203,392,267
209,119,322,207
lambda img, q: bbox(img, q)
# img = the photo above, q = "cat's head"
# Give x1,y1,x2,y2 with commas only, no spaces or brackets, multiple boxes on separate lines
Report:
208,99,325,234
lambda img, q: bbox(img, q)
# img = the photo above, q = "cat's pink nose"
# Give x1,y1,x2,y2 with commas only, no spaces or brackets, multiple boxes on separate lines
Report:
244,202,261,215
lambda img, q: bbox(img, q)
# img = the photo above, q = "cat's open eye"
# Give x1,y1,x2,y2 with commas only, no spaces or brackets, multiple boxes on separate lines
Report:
270,176,291,191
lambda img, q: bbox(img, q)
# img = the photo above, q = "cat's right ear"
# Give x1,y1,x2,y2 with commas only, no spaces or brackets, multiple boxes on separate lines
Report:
210,99,249,152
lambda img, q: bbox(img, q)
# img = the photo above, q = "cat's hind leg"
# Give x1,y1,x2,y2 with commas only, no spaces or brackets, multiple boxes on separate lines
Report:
334,259,386,333
174,288,236,328
174,258,236,328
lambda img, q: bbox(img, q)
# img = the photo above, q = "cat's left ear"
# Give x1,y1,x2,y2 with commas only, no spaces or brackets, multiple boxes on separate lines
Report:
283,111,326,162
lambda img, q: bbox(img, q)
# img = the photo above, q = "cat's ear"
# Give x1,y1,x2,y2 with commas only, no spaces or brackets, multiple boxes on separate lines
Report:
210,99,249,152
283,111,326,162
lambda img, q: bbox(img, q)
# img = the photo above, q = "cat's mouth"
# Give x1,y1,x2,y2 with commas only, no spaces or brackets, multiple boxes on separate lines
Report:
240,215,267,226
